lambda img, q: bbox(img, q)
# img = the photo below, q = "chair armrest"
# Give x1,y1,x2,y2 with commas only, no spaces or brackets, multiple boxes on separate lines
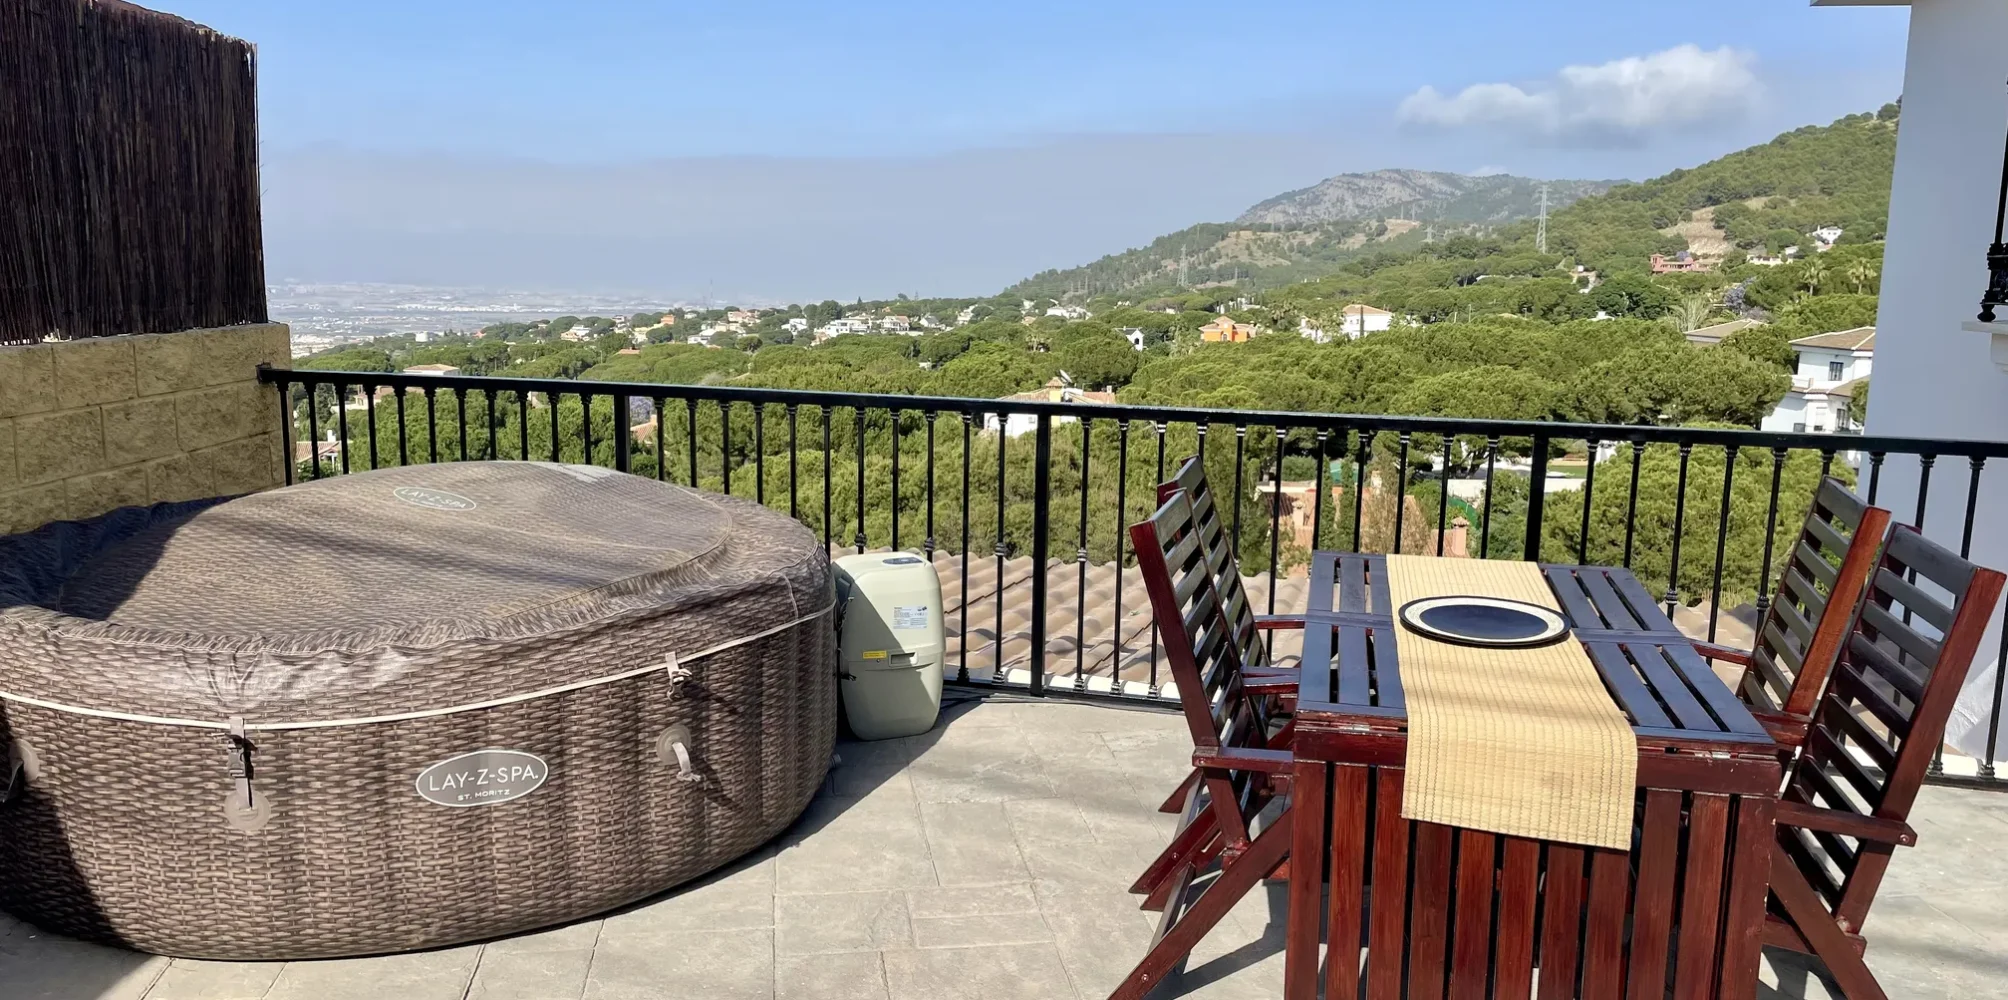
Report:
1691,640,1751,666
1751,710,1811,748
1776,800,1916,846
1192,746,1297,773
1254,615,1305,631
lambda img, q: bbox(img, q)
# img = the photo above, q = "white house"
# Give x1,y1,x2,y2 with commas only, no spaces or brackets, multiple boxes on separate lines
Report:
1045,304,1090,321
982,372,1113,437
1117,326,1147,351
956,305,981,325
782,317,809,335
560,323,592,342
813,317,871,343
1759,327,1873,434
1338,304,1393,339
1811,225,1845,249
1298,316,1331,344
877,315,915,333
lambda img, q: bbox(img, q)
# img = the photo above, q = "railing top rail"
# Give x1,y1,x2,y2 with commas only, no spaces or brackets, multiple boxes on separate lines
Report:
260,366,2008,459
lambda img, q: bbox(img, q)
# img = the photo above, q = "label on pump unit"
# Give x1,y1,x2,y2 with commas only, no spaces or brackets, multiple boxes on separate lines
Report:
892,606,930,630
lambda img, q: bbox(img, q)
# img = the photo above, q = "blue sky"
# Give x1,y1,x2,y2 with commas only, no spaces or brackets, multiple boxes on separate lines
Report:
166,0,1913,300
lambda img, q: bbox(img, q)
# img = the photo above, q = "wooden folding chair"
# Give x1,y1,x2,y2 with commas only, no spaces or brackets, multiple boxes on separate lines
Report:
1695,476,1891,746
1149,455,1304,817
1763,524,2004,1000
1110,488,1297,1000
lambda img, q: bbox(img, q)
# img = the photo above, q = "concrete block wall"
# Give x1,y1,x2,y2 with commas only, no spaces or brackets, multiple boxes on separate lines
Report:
0,323,291,534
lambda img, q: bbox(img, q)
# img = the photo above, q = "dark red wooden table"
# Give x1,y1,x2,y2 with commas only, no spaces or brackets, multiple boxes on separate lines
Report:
1283,552,1783,1000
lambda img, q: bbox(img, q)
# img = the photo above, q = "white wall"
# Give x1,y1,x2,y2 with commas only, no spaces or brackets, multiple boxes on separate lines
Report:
1860,0,2008,765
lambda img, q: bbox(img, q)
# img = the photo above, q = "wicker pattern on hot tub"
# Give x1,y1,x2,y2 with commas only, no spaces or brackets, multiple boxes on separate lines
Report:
0,463,837,959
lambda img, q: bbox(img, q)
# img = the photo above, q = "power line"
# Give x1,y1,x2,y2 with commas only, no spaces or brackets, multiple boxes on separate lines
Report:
1536,184,1550,255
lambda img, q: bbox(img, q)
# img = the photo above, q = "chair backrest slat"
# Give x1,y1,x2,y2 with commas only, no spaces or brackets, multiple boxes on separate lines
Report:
1741,477,1890,720
1781,523,2005,931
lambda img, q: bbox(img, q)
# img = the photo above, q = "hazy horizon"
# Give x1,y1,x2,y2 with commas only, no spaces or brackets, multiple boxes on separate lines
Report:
167,0,1913,303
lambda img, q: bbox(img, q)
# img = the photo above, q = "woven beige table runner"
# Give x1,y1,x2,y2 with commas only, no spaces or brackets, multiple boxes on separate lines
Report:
1385,555,1637,851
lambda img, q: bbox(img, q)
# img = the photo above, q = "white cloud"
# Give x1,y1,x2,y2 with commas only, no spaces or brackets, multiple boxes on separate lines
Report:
1398,45,1760,146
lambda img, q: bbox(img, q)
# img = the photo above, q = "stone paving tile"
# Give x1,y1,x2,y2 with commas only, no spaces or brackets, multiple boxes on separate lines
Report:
263,946,482,1000
775,950,890,1000
467,946,595,1000
905,724,1059,803
903,884,1052,951
882,942,1080,1000
601,851,775,937
144,959,284,1000
774,891,913,956
585,928,773,1000
775,783,936,894
919,799,1032,886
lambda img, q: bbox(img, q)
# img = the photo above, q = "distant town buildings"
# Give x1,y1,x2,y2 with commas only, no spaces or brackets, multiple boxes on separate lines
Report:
1760,327,1873,434
560,323,593,342
1682,317,1766,346
985,372,1114,437
1650,252,1714,274
725,309,760,324
1199,317,1256,343
1337,304,1393,339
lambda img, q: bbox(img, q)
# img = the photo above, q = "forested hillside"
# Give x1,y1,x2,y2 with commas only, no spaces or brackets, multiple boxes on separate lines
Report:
296,106,1898,606
1238,169,1614,226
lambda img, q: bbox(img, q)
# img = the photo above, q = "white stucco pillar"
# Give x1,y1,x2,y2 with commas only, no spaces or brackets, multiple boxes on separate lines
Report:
1853,0,2008,769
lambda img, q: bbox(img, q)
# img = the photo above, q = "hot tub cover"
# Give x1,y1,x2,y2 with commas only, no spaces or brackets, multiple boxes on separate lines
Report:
0,462,837,958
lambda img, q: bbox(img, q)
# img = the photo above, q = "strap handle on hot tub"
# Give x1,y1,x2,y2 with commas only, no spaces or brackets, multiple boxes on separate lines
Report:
663,651,693,699
225,716,255,811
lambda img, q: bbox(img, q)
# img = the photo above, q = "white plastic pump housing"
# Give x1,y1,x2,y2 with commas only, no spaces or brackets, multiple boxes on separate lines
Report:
833,553,944,740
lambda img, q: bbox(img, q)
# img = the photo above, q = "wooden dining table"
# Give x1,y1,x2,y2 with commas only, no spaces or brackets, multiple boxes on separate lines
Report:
1282,552,1784,1000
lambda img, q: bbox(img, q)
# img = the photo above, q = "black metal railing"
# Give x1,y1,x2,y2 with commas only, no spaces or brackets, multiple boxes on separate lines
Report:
258,366,2008,789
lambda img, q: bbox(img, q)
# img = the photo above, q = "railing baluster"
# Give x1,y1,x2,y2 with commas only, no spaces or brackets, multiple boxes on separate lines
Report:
1257,427,1279,604
720,401,732,495
1312,429,1331,553
455,388,467,462
484,389,497,460
1577,438,1598,565
923,411,937,560
1664,443,1694,617
365,383,380,470
424,386,439,464
612,394,631,473
686,398,699,486
821,405,833,548
546,391,558,462
305,380,322,479
1351,431,1369,553
755,404,767,505
1435,433,1451,556
653,398,667,481
1030,413,1051,697
581,394,593,466
1115,419,1132,694
515,389,528,462
1621,439,1644,568
1984,624,2007,780
994,412,1009,685
959,411,973,684
335,384,351,474
787,404,800,519
1707,444,1738,643
1914,454,1937,529
1230,424,1247,558
1076,416,1091,691
1867,451,1885,504
1524,432,1549,563
1961,457,1984,557
1479,436,1499,558
854,407,867,553
891,409,902,550
1391,431,1411,554
276,378,295,486
1151,421,1167,696
1754,448,1789,620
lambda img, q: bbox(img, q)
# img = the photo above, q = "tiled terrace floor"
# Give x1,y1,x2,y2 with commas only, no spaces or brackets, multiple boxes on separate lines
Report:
3,695,2006,999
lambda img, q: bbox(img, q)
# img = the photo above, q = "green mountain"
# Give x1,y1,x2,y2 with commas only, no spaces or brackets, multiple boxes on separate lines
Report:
1541,103,1900,274
1237,169,1616,226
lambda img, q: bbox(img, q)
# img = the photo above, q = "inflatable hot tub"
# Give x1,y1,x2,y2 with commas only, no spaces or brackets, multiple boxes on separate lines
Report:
0,462,836,959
